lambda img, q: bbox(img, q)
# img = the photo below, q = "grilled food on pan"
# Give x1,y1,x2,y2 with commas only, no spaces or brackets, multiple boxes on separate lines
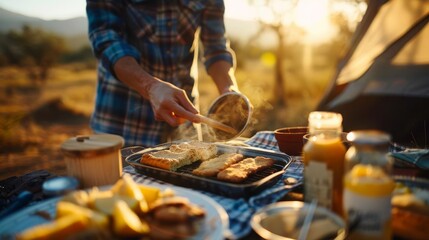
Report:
140,141,217,171
217,156,275,183
140,149,197,171
140,141,277,183
170,140,217,161
192,153,244,177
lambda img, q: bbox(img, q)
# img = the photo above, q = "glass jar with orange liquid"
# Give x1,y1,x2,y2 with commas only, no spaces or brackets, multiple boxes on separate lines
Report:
302,111,346,216
343,130,395,240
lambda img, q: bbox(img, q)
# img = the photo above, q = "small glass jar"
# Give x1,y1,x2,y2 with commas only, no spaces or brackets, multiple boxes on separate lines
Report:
302,111,346,216
343,130,394,240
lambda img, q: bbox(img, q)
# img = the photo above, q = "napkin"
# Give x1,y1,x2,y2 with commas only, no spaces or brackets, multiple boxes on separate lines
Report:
390,148,429,170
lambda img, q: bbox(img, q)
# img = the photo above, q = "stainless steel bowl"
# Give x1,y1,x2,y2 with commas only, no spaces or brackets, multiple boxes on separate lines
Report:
251,201,345,240
204,92,252,142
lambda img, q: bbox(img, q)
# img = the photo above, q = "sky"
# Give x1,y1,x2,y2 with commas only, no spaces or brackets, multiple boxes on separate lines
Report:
0,0,365,44
0,0,254,21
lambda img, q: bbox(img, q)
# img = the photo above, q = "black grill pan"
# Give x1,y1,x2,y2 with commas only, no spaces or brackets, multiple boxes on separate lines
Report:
126,143,292,199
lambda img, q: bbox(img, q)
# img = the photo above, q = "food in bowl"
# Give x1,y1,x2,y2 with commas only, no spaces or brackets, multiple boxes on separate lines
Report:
391,177,429,240
16,175,206,240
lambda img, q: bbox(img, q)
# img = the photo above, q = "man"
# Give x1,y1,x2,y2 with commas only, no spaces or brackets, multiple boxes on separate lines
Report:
86,0,238,146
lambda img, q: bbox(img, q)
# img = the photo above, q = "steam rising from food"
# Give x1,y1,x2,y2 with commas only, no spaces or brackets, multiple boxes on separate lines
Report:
170,93,252,142
205,93,251,141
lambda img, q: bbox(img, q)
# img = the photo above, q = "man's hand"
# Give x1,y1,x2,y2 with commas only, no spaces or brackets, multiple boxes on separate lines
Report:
147,80,199,126
113,56,200,126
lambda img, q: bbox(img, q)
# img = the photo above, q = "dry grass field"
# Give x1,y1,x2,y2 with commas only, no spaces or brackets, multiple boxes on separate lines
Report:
0,65,96,179
0,60,333,180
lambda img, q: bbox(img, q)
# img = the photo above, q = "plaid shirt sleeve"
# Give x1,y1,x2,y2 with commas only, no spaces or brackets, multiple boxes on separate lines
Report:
86,0,141,71
201,0,235,70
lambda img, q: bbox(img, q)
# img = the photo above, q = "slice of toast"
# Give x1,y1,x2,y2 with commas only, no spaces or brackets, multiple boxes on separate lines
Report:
217,156,275,183
192,153,244,177
140,149,197,171
170,141,217,161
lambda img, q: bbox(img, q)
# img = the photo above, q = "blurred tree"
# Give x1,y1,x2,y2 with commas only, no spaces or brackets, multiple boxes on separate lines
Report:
0,25,67,83
61,45,95,65
247,0,300,109
0,33,9,66
247,0,366,107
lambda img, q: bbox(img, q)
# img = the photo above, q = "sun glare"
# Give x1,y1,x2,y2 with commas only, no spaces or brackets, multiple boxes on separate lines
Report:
224,0,256,21
294,0,336,43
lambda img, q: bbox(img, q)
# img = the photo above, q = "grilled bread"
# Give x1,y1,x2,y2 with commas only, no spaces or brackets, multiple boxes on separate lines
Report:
140,141,217,171
192,153,244,177
140,149,197,171
170,140,217,161
217,156,275,183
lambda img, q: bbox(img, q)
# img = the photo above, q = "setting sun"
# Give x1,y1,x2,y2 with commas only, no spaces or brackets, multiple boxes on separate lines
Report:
294,0,337,43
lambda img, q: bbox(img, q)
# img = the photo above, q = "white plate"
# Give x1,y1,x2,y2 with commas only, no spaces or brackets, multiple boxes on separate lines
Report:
0,183,230,240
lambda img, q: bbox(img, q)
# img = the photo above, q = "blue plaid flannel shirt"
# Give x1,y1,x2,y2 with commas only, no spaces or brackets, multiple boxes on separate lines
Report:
86,0,234,147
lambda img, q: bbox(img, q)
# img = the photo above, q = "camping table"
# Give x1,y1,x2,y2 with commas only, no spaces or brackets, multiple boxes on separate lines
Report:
123,131,304,239
2,131,425,239
122,130,429,239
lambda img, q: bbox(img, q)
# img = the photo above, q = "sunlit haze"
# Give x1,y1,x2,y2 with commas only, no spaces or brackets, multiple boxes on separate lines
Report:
224,0,257,21
0,0,365,44
0,0,86,20
0,0,255,21
294,0,336,43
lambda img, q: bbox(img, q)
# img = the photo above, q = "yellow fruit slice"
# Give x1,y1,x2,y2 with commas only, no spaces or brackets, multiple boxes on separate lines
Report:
16,214,88,240
93,195,139,215
138,184,161,205
113,200,150,237
56,201,109,228
60,190,89,207
86,188,114,208
115,175,144,201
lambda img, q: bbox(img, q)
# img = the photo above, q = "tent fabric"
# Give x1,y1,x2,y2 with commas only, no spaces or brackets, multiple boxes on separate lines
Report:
318,0,429,148
337,0,429,86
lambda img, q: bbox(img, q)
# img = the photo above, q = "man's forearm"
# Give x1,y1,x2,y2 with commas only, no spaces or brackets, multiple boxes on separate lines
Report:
207,60,238,94
113,56,158,99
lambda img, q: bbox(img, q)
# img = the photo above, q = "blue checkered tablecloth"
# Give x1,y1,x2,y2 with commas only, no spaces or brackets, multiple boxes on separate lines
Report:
124,131,304,239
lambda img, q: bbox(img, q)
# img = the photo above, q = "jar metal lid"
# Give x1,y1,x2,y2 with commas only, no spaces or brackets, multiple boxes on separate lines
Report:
61,134,124,158
308,111,343,131
346,130,391,145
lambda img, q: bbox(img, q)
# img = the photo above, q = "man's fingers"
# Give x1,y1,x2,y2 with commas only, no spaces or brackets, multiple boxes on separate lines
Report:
176,91,198,114
150,87,200,126
155,111,180,126
172,112,187,125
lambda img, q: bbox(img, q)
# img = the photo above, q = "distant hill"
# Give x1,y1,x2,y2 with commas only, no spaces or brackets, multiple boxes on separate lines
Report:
0,7,88,37
0,7,275,48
